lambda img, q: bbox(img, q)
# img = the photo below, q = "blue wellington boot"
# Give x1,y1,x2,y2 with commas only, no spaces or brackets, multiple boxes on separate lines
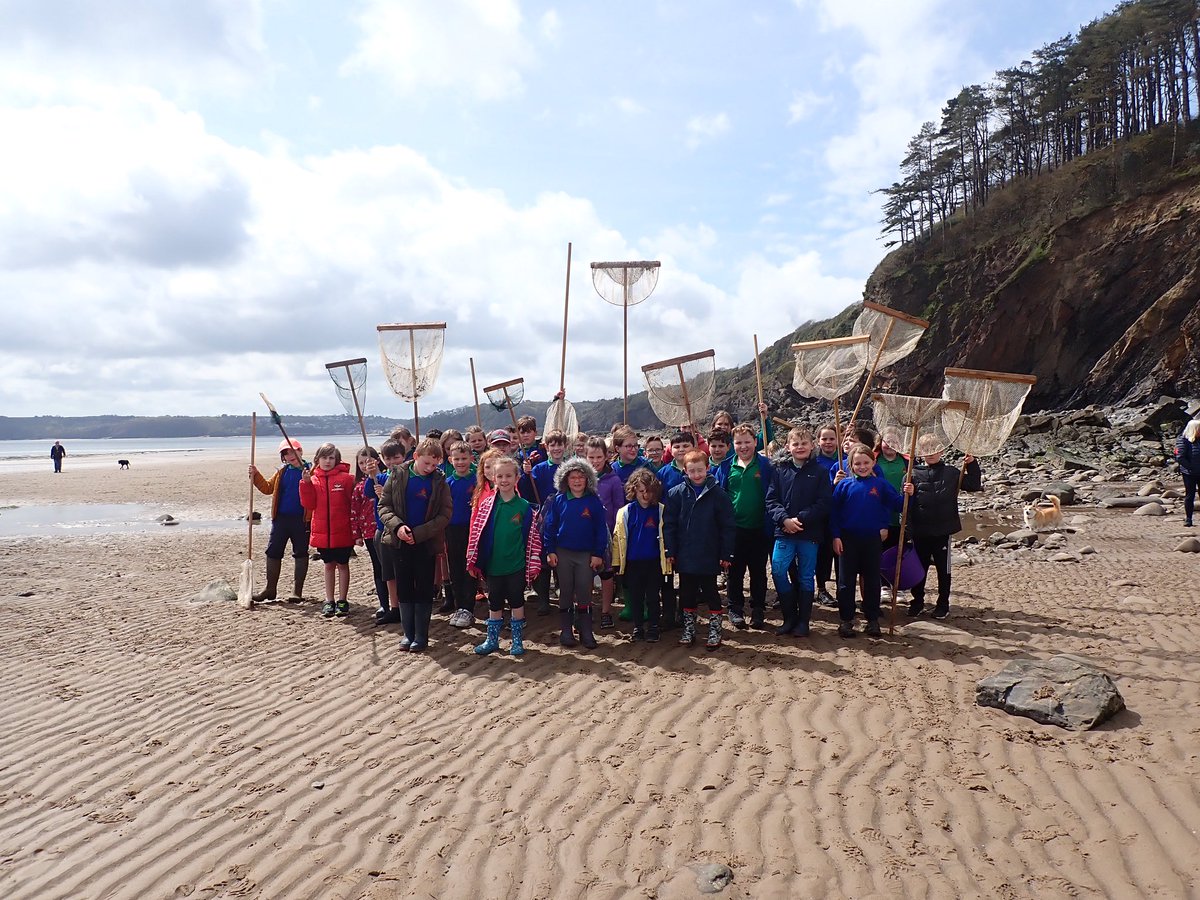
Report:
474,617,503,655
509,618,526,656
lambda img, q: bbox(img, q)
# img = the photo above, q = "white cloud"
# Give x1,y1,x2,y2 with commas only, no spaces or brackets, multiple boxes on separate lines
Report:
685,112,730,149
787,89,827,123
341,0,535,101
614,96,646,116
539,9,562,43
763,192,792,207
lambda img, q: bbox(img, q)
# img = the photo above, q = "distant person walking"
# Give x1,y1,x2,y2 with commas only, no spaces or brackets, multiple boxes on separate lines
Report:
1176,419,1200,527
50,441,66,473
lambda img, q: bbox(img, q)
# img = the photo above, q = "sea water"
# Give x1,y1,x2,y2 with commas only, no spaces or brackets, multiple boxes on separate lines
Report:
0,503,247,537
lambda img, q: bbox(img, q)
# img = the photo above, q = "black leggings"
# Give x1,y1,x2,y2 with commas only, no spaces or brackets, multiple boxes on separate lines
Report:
487,570,525,612
1184,474,1197,522
679,572,722,613
837,532,882,622
911,534,951,606
445,524,472,611
624,558,662,625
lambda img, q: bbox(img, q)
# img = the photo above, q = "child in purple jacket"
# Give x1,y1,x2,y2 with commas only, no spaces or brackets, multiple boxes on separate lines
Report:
586,437,624,629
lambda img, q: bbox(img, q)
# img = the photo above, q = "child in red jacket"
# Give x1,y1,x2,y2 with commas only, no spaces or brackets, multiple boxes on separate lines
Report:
300,443,356,619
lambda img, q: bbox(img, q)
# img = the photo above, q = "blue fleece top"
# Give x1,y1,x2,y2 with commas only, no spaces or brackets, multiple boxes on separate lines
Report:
613,456,649,484
830,474,904,539
404,467,433,527
542,491,609,556
708,454,733,485
278,466,304,516
657,462,688,493
446,469,477,527
530,458,560,505
624,501,661,562
362,472,387,531
813,451,840,482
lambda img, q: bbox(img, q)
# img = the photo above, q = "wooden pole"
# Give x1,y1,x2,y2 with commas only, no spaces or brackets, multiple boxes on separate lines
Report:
675,363,694,427
346,373,369,449
560,242,571,394
850,317,896,425
889,425,921,635
470,357,482,429
408,330,420,441
833,396,844,472
753,334,767,447
247,412,256,560
622,267,629,425
413,400,421,442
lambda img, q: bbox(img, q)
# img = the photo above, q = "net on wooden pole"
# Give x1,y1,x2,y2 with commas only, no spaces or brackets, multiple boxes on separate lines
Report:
376,323,446,440
852,302,929,371
941,368,1037,457
545,397,578,437
642,349,716,429
325,357,369,447
591,259,662,423
484,377,525,412
791,335,869,401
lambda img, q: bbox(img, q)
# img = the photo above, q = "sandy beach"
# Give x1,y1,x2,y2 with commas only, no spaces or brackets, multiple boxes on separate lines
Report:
0,452,1198,899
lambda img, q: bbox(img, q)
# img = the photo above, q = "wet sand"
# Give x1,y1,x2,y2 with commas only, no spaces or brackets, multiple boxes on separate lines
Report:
0,453,1198,899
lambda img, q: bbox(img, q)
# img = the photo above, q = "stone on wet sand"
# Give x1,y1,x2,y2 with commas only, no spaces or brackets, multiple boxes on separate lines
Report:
1173,537,1200,552
1132,502,1166,516
976,654,1125,730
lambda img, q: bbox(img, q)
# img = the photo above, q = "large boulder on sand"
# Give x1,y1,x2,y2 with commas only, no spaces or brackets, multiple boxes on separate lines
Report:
976,654,1125,730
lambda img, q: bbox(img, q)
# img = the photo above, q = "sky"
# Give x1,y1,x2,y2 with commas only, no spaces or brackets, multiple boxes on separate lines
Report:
0,0,1118,421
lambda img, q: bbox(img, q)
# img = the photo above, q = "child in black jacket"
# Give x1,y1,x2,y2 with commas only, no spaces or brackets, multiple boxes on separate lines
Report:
907,434,982,619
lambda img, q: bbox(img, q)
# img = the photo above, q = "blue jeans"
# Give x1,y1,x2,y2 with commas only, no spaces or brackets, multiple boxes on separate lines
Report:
771,537,817,596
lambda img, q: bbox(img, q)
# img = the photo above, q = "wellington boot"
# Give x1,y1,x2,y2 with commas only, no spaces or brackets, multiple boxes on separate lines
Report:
510,618,526,656
576,605,597,649
474,617,503,655
410,602,433,651
774,591,798,635
679,611,696,646
287,556,309,601
558,608,577,647
253,557,282,602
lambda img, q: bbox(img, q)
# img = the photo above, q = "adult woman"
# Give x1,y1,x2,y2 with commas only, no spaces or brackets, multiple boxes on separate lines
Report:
1176,420,1200,527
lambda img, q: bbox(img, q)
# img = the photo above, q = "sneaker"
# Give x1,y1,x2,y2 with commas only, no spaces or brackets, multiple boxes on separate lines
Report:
646,624,661,643
449,609,474,628
398,636,411,651
837,620,856,638
335,601,350,618
906,600,925,617
818,590,838,609
321,601,336,618
376,607,402,625
600,613,615,630
750,611,765,629
729,609,747,630
630,627,646,642
931,604,950,620
865,619,882,637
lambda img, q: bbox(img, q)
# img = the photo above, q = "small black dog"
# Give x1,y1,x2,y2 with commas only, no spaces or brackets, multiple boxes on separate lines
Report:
118,459,130,469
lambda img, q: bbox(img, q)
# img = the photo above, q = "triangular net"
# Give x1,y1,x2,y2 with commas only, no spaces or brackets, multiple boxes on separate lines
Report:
590,261,661,307
325,358,367,419
377,323,446,401
852,302,929,371
545,398,578,436
642,350,716,428
941,368,1037,457
484,378,525,412
871,394,968,457
792,335,870,401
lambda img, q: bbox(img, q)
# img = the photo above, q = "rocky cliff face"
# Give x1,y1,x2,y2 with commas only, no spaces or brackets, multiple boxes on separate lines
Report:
858,130,1200,412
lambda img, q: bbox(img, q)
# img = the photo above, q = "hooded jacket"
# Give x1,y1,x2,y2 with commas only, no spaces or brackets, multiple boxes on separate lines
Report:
908,459,982,537
541,457,610,557
377,462,453,553
663,474,736,575
299,461,355,549
764,455,832,543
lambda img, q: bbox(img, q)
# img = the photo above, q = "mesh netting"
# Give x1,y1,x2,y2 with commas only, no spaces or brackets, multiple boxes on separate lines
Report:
590,261,661,306
377,324,445,401
791,335,870,401
484,378,525,413
545,397,578,436
871,394,968,457
852,302,928,372
941,369,1036,457
325,358,367,419
642,350,716,428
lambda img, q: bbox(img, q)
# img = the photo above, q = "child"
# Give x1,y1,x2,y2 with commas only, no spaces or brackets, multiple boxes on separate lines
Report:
830,443,905,637
906,434,981,619
572,432,589,458
470,447,505,604
438,428,463,474
444,441,478,628
541,457,609,649
299,443,356,618
515,415,547,504
873,428,908,549
612,468,670,641
586,437,624,629
530,430,568,616
389,425,416,461
487,429,515,456
377,438,453,651
362,439,407,624
811,424,842,608
656,431,695,493
466,456,541,656
611,426,648,484
249,439,312,602
351,446,387,615
663,450,735,648
707,429,734,488
644,435,665,472
724,423,776,630
764,427,831,637
465,425,488,459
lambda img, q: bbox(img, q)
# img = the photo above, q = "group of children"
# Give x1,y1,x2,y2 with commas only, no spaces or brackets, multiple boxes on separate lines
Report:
248,407,981,655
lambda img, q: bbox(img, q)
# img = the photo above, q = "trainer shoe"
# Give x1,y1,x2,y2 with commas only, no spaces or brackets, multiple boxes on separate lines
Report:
818,590,838,609
630,627,646,642
837,620,856,638
335,601,350,618
645,624,661,643
729,609,747,630
449,609,474,628
865,619,882,637
375,607,401,625
907,599,925,617
931,604,950,620
321,601,336,618
600,613,615,630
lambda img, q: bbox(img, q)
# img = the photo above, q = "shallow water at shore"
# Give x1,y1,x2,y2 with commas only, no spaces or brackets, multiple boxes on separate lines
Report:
0,502,247,537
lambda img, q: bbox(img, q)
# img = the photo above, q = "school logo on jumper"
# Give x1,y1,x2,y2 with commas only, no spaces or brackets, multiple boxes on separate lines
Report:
416,487,429,499
646,516,657,528
869,486,879,496
581,508,591,518
510,513,522,525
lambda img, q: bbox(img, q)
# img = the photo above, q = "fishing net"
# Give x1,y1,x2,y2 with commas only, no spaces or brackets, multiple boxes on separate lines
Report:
642,350,716,428
484,378,525,413
792,335,869,401
941,368,1037,457
545,397,578,436
590,261,661,306
376,324,445,402
852,302,929,372
325,358,367,419
871,394,969,458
